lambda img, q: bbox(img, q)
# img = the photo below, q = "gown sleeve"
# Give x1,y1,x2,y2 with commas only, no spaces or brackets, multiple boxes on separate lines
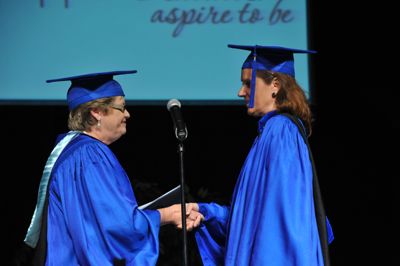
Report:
49,140,160,265
194,203,230,266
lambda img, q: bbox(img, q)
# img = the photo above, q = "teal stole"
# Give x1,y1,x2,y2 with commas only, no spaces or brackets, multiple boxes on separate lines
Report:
24,131,81,248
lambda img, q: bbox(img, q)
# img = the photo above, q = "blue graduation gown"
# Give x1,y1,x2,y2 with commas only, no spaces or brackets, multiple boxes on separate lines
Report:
46,134,160,265
195,111,334,266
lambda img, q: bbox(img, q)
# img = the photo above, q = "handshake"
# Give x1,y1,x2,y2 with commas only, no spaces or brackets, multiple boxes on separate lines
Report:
158,203,204,231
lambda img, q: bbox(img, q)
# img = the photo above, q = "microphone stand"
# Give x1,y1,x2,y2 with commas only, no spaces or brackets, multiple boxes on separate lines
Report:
177,141,188,266
167,99,189,266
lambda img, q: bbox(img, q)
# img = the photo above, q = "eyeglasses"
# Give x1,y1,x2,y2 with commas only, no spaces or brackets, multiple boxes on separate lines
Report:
109,104,126,113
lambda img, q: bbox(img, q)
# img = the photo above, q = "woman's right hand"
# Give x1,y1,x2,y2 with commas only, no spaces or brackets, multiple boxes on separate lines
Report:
158,203,203,231
185,203,203,231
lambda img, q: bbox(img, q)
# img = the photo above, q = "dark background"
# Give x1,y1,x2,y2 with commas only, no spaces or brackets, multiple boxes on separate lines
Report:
2,1,393,265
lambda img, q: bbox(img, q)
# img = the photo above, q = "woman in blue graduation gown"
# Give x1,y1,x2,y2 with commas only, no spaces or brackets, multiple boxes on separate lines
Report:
24,71,187,265
188,45,334,266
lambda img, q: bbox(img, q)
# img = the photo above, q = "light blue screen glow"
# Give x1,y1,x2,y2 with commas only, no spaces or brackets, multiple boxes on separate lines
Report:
0,0,310,103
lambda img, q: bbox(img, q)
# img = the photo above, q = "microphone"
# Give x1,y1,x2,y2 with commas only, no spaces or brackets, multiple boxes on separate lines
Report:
167,99,188,141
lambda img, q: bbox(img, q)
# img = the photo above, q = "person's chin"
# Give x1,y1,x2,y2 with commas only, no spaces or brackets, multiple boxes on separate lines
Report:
247,108,263,117
120,125,127,135
246,108,257,116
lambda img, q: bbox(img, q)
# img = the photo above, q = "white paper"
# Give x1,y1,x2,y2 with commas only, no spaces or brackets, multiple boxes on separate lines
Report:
139,185,181,210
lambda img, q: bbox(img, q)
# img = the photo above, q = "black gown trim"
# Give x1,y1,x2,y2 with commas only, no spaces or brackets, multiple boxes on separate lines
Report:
279,112,330,266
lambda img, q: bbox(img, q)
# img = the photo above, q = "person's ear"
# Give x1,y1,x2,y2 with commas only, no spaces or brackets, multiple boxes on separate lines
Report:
272,78,280,89
90,108,102,121
271,79,280,98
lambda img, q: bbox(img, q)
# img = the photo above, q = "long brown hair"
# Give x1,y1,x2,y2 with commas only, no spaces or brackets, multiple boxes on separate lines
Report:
257,70,312,135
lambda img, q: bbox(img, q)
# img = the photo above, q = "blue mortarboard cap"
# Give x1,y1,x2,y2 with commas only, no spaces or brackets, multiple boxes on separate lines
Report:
228,44,316,108
47,70,137,110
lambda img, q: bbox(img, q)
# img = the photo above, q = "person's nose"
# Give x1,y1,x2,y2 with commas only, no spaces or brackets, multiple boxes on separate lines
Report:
237,86,247,98
125,109,131,119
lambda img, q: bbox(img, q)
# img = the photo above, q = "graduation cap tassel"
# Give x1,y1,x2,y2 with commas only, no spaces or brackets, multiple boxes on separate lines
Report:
249,47,257,108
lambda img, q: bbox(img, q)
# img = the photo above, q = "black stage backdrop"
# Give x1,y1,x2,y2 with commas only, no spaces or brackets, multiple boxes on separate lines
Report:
1,1,393,265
